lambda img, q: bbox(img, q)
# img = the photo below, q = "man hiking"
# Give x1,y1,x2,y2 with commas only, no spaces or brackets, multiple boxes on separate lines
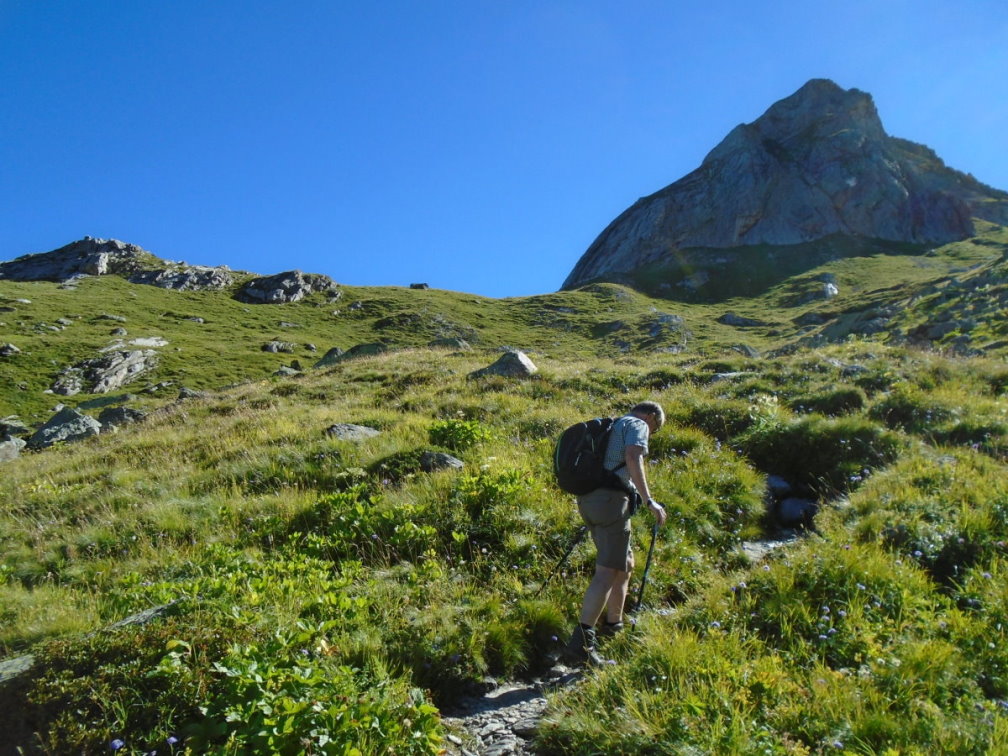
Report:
561,401,667,666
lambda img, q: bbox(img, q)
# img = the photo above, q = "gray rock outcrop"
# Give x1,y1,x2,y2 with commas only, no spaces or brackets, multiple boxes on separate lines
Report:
564,79,1008,289
420,451,465,472
97,406,147,430
324,423,381,441
235,271,339,304
129,265,234,291
0,343,20,357
0,437,26,462
28,407,101,449
469,350,538,379
313,347,346,368
53,350,159,395
0,237,150,282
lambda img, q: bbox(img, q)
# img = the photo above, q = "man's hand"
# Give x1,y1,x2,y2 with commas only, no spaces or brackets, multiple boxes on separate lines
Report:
648,498,667,527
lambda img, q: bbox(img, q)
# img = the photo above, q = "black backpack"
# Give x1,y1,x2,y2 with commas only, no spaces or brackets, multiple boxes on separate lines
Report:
553,417,629,496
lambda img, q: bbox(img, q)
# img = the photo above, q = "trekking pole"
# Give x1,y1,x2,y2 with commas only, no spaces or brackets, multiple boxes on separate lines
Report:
534,526,587,599
633,521,660,612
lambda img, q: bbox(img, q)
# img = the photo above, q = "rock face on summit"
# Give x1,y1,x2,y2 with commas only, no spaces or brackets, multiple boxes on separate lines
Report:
0,237,150,282
563,79,1008,289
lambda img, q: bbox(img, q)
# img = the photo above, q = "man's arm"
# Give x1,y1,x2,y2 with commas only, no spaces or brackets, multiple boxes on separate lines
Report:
624,445,667,526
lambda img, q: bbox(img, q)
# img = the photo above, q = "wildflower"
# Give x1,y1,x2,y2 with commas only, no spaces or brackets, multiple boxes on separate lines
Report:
832,741,844,749
984,572,993,579
838,610,847,618
110,740,125,752
371,534,379,540
819,634,828,641
856,583,866,591
913,550,923,558
167,735,179,746
763,564,771,571
550,635,558,643
710,621,721,629
821,605,830,614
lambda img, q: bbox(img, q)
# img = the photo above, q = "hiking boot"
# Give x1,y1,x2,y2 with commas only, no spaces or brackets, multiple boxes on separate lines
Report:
560,624,606,667
597,620,624,638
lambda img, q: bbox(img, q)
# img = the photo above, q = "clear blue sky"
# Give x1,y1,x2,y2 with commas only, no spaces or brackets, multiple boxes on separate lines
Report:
2,1,1006,298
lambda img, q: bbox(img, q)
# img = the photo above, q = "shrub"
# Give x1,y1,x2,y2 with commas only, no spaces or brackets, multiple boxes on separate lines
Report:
868,383,956,432
741,414,904,493
788,386,866,416
428,418,494,451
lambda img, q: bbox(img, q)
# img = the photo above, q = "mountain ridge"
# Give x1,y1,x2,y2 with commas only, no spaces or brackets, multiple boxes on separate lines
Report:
564,79,1008,290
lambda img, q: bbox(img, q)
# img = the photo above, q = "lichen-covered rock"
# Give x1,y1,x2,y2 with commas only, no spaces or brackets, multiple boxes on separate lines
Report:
324,423,380,441
468,350,538,379
235,271,338,304
52,350,159,395
0,237,150,282
27,407,101,449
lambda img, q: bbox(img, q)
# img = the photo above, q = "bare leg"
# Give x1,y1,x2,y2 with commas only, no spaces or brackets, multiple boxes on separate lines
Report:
579,565,628,627
605,568,632,623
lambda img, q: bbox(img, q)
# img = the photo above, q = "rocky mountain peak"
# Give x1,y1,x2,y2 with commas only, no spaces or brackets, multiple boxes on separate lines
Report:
563,79,1008,290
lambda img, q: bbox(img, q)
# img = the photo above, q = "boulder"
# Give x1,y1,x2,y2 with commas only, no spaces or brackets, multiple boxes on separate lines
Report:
420,451,465,472
177,387,208,400
0,416,29,436
718,312,767,327
0,343,20,357
262,341,297,353
274,365,301,377
324,423,380,441
52,350,159,395
27,407,101,449
766,475,793,498
410,283,430,290
235,271,338,304
0,437,26,463
468,350,538,379
776,497,818,528
313,347,346,368
97,406,147,430
429,337,472,351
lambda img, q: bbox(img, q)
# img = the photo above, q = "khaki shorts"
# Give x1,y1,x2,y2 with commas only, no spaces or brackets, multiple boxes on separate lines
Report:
577,488,633,571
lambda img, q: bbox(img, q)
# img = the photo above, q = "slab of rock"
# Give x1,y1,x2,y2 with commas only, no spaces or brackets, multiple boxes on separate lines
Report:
0,343,20,357
718,312,767,327
235,270,338,304
53,350,159,395
0,437,26,462
313,346,345,368
429,337,472,351
420,451,465,472
325,423,380,441
0,237,150,282
129,265,234,291
28,407,101,449
97,406,147,430
0,416,29,436
469,350,538,379
262,341,297,353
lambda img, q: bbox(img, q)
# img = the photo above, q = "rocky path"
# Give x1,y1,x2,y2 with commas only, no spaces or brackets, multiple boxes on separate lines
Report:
439,536,798,754
440,666,581,755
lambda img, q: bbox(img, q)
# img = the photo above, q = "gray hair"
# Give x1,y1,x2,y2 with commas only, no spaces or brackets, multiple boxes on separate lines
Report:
632,401,665,430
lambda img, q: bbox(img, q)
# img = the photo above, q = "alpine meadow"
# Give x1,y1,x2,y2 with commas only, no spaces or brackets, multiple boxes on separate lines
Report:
2,80,1008,755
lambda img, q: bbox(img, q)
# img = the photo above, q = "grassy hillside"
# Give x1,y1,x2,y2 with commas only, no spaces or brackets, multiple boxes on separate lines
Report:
1,230,1008,753
1,337,1007,753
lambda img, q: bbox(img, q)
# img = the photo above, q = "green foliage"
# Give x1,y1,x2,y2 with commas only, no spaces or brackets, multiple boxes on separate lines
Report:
428,418,495,451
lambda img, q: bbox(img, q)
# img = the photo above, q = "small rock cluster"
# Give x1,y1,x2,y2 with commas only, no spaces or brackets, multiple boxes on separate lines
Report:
441,670,579,756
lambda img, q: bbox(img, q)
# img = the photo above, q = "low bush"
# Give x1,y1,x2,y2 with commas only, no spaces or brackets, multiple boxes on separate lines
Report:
788,385,867,416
